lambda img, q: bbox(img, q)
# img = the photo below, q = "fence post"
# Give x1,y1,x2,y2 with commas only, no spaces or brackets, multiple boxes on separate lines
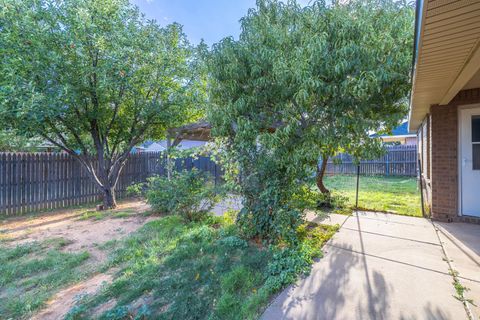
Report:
385,152,389,176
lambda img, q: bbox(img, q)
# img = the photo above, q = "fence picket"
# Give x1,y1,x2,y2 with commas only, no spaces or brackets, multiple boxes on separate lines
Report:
326,145,417,176
0,152,221,216
1,147,414,216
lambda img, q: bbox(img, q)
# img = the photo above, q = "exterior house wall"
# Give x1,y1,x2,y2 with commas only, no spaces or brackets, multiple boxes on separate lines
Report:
418,88,480,222
430,105,458,221
405,137,417,145
418,114,432,213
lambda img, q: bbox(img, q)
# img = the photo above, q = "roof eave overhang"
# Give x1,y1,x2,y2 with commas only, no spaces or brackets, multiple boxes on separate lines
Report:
408,0,480,133
408,0,426,133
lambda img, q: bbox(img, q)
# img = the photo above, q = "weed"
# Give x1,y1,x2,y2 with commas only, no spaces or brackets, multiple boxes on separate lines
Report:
43,237,74,249
78,208,136,221
112,211,133,219
79,210,108,221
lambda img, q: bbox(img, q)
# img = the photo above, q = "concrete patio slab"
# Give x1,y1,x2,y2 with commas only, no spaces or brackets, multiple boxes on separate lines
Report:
212,196,242,216
306,211,350,227
435,221,480,319
262,212,468,320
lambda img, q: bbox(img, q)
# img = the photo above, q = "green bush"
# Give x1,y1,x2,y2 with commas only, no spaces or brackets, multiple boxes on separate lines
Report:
145,169,219,222
126,182,146,198
316,192,348,210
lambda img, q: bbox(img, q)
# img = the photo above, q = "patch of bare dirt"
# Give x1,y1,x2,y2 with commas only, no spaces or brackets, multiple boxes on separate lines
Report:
1,200,153,262
31,272,114,320
0,200,156,319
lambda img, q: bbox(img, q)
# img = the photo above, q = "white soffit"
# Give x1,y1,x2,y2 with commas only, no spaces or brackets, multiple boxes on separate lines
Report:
409,0,480,131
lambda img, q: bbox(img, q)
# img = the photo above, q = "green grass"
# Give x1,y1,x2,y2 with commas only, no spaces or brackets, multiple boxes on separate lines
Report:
78,208,137,221
0,238,91,319
324,175,422,217
65,214,338,320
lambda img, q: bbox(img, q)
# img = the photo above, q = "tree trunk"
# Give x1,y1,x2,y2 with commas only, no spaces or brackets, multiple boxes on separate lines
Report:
316,155,330,194
102,186,117,209
100,159,127,210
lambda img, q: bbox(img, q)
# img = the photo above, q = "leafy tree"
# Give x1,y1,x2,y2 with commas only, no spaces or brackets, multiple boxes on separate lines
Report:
0,130,44,152
301,0,414,193
0,0,205,208
207,0,413,240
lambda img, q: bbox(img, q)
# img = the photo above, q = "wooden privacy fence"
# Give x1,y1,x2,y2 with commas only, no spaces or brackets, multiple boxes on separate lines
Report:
0,152,221,216
326,145,418,176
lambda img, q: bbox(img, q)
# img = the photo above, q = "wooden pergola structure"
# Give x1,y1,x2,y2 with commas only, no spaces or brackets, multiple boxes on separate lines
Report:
167,119,283,147
167,120,212,147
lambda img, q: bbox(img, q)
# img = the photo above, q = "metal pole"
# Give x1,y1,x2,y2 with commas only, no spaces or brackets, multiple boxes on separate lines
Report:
356,164,360,210
418,159,426,217
166,138,172,180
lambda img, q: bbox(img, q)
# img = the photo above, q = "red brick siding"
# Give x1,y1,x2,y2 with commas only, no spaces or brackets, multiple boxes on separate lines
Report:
430,105,458,221
417,88,480,222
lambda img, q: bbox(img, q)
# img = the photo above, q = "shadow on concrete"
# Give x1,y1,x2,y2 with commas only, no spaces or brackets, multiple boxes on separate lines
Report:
355,213,390,320
400,302,452,320
276,217,393,319
437,222,480,268
263,212,468,320
341,227,441,246
277,243,364,319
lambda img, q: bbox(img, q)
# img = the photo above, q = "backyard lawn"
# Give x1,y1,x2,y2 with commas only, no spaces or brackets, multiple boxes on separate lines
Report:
324,175,422,217
0,238,91,318
0,202,339,319
0,201,153,319
65,213,338,319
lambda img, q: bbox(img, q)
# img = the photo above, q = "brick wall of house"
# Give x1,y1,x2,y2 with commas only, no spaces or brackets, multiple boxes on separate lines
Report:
430,105,458,221
418,88,480,222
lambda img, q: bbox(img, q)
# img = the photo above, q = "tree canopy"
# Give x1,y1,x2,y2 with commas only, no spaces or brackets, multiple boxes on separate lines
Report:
207,0,414,240
0,0,206,207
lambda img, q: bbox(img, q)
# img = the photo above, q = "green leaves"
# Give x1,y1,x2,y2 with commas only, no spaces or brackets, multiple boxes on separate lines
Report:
206,0,413,241
0,0,207,204
0,0,205,153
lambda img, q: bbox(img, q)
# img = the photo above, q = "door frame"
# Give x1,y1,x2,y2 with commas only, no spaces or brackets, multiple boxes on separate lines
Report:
458,103,480,216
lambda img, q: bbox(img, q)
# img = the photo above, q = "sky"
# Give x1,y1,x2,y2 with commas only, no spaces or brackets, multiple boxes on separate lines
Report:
131,0,313,46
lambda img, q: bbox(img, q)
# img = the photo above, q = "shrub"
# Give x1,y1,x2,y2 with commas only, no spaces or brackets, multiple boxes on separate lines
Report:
316,192,348,210
126,182,146,198
145,169,219,222
263,222,339,293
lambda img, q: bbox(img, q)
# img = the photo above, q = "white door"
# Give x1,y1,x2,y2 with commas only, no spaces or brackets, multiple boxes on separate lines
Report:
460,107,480,217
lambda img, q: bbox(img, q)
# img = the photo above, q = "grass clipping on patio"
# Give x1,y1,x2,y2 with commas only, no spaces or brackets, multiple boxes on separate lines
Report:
66,212,338,319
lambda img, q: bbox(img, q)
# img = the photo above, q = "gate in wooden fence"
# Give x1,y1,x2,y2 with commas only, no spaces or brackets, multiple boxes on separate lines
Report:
0,152,221,216
326,145,418,176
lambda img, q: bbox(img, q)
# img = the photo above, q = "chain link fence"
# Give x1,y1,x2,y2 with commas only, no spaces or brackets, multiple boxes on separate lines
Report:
324,154,423,217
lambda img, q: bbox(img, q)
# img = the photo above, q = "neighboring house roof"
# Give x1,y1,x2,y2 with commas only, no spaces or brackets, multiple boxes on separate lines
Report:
137,139,206,152
408,0,480,132
371,122,416,139
144,142,167,152
140,140,156,148
37,141,58,149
